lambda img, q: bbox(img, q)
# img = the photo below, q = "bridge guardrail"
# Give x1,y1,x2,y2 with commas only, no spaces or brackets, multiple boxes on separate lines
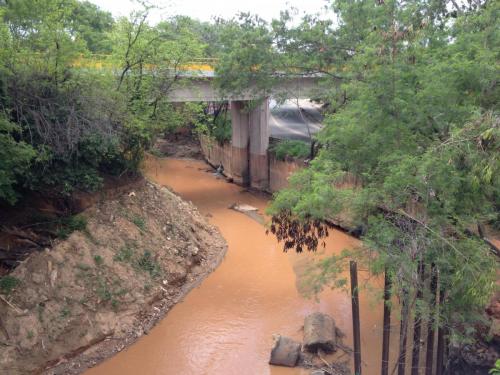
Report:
72,55,217,71
17,53,218,72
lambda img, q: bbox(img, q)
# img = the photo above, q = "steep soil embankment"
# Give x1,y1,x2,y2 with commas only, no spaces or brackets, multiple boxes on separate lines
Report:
0,180,227,374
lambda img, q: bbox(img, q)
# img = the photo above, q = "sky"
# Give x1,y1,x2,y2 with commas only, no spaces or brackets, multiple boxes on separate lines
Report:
89,0,331,24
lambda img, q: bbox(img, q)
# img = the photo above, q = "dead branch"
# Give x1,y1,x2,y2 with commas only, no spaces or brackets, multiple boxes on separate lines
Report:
0,295,23,314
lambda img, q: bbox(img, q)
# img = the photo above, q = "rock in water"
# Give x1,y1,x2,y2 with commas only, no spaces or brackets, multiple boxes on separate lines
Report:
303,312,336,353
230,203,258,212
269,334,301,367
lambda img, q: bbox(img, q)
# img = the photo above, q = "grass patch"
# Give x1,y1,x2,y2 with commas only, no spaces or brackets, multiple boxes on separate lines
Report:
135,250,161,278
96,276,127,309
0,275,20,294
96,278,113,302
76,263,91,271
75,259,128,309
93,255,104,266
111,299,120,311
114,245,134,262
115,244,162,280
56,215,88,239
149,148,164,158
270,140,310,161
60,307,71,318
131,215,146,231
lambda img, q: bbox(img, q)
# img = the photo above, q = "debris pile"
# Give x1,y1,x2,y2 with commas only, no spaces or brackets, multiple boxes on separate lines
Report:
269,312,351,375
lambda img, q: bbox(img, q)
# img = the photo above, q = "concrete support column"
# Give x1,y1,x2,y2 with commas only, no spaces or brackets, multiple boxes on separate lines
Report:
248,99,270,189
229,99,270,189
230,101,250,186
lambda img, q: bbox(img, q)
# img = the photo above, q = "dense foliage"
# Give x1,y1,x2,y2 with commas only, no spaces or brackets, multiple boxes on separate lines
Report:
269,0,498,343
213,0,499,346
0,1,206,203
270,139,310,161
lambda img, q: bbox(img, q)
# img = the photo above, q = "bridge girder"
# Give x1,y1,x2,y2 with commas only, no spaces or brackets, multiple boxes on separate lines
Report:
165,76,327,102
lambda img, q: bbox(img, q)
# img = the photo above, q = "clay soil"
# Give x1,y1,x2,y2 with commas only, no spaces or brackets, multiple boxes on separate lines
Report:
0,180,227,374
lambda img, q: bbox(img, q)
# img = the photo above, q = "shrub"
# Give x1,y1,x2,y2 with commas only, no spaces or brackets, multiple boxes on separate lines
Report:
114,245,135,263
490,360,500,374
271,140,310,161
0,116,35,204
0,275,20,294
131,216,146,231
0,66,148,204
93,255,104,266
192,104,232,144
135,250,161,278
5,68,131,195
211,115,232,144
56,215,87,239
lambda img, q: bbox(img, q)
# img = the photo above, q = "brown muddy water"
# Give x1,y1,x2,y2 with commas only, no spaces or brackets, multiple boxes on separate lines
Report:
86,157,399,375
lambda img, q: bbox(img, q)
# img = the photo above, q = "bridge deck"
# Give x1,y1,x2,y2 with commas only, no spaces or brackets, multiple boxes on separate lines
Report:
70,55,328,101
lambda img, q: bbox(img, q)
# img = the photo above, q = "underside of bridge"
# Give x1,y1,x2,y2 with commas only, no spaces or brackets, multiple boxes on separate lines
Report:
166,75,325,189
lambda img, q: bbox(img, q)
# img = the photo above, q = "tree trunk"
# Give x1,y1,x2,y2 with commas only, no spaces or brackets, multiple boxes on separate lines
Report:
350,261,362,375
381,267,392,375
411,262,425,375
436,288,446,375
425,264,438,375
398,288,409,375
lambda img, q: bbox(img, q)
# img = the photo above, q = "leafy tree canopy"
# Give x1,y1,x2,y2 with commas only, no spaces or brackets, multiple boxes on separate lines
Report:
263,0,499,340
0,1,207,202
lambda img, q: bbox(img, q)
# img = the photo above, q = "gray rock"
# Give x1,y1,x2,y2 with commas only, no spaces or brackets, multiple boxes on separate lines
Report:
303,312,337,353
269,334,301,367
31,273,45,284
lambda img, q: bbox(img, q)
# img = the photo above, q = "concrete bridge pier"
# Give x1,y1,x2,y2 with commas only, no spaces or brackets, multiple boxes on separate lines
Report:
230,101,250,186
230,99,269,189
248,99,270,190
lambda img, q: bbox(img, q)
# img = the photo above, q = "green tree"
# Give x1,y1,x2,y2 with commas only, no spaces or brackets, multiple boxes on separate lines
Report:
269,0,499,347
71,1,114,53
214,13,277,97
0,116,35,204
110,6,206,164
3,0,86,82
0,1,132,200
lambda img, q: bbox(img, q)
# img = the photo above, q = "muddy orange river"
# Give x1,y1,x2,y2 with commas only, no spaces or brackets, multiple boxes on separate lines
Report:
86,157,399,375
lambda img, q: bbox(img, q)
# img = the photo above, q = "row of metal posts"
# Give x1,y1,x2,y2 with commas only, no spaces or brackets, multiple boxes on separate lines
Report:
349,261,447,375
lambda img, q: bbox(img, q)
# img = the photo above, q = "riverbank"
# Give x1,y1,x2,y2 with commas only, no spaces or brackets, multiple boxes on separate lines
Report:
0,179,227,375
84,157,392,375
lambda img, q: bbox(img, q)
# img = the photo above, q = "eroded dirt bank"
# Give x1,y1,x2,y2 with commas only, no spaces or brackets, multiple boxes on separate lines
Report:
0,180,226,374
85,157,398,375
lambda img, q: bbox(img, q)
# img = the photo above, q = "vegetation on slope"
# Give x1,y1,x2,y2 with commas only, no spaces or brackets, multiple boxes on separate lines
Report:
213,0,500,360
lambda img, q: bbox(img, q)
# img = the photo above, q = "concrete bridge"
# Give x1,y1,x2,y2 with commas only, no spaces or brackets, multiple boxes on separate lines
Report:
74,55,326,188
165,72,324,189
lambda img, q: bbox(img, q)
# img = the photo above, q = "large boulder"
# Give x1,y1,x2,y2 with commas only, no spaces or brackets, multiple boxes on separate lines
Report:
303,312,337,353
269,334,301,367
